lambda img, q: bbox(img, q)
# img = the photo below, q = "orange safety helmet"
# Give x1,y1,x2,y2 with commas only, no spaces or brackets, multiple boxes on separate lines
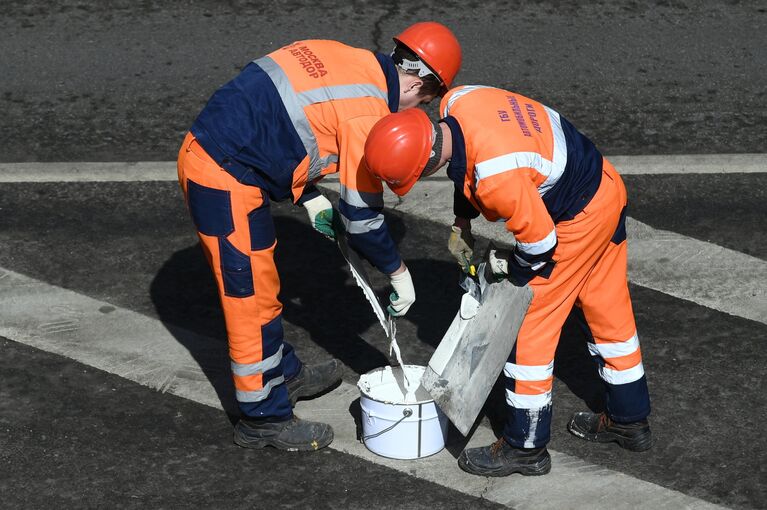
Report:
393,22,462,89
364,109,434,197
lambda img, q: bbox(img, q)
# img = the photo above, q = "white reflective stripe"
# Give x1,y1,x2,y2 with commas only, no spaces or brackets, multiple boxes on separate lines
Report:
231,345,283,377
504,361,554,381
253,56,324,181
516,228,557,256
512,253,546,271
475,151,552,185
235,375,286,402
539,106,568,196
341,214,384,234
505,389,552,409
442,85,494,117
340,184,384,208
588,333,640,359
297,84,387,106
599,361,645,385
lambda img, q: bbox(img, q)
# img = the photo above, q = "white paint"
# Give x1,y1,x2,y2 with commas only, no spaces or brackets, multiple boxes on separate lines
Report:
358,365,448,460
316,179,767,327
0,154,763,184
0,267,728,509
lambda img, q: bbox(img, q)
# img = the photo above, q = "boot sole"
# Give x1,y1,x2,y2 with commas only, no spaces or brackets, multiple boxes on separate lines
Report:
457,452,552,477
567,419,653,452
233,425,333,452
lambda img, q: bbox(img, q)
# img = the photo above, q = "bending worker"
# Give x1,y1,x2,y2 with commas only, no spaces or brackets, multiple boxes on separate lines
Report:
363,85,652,476
176,23,461,452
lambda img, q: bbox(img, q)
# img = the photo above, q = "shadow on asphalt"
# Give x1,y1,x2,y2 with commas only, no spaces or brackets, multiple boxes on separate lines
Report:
149,210,607,440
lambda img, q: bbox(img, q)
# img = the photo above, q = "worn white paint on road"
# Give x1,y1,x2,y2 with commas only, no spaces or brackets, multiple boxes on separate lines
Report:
0,267,726,510
0,154,764,183
318,180,767,327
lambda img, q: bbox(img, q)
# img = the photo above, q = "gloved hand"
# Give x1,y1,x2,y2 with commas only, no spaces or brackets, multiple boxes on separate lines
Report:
303,194,338,240
387,266,416,317
448,225,475,273
489,249,511,280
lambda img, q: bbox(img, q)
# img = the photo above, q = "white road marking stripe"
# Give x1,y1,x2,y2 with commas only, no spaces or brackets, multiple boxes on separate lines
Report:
0,267,727,510
317,179,767,327
0,154,764,183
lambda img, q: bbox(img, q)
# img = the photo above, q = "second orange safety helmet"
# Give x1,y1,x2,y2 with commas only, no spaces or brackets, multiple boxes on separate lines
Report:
393,22,462,89
364,109,435,197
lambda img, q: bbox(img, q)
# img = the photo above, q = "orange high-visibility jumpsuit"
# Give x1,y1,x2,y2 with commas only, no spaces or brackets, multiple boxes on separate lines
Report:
177,40,404,420
440,86,651,448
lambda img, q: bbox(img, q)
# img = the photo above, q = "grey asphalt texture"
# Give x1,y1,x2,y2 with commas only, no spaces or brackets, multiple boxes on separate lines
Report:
1,1,766,509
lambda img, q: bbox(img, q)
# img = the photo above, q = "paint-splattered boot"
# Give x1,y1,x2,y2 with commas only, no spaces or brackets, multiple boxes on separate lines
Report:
568,411,652,452
458,438,551,477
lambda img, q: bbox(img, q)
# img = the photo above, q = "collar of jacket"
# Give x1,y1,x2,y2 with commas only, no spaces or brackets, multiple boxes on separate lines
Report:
374,52,399,113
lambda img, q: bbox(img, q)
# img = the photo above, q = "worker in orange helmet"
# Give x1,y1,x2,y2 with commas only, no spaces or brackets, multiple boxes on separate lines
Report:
364,86,652,476
176,22,461,452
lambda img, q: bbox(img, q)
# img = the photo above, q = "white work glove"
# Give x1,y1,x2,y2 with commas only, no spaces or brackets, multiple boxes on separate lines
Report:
303,194,338,240
489,249,511,280
448,225,475,273
388,267,416,317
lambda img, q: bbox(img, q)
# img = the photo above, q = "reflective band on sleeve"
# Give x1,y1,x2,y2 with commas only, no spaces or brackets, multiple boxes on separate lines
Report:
298,84,387,106
254,56,342,182
341,214,385,234
599,362,645,385
504,361,554,381
340,184,384,208
513,253,547,270
442,85,494,117
588,333,640,359
516,228,557,256
538,106,568,195
505,389,552,410
231,345,283,377
235,375,286,402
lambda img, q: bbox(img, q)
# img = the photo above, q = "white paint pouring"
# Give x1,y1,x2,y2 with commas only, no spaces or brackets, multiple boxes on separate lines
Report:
358,365,449,460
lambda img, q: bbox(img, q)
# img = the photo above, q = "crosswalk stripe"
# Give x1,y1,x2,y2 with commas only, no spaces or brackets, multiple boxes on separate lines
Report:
0,267,726,509
0,154,764,183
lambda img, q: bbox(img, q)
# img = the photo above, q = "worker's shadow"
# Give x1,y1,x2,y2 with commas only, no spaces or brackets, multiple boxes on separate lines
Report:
149,208,459,425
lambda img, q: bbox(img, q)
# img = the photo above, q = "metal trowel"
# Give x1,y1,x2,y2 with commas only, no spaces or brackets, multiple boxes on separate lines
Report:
421,246,533,436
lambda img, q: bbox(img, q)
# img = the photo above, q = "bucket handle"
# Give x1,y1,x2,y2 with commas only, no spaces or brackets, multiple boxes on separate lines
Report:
362,408,413,442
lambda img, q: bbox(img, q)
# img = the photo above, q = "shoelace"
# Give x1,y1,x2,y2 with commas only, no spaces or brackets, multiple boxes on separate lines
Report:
490,437,507,457
598,412,613,432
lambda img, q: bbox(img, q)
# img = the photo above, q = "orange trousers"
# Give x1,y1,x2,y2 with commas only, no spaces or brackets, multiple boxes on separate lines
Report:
177,133,299,419
503,159,650,448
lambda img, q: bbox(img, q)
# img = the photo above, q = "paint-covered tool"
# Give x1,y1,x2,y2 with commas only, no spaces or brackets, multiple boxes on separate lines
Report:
421,251,533,436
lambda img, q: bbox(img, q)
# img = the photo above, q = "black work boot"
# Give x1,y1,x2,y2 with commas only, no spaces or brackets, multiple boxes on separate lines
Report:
568,411,653,452
458,438,552,477
287,359,342,406
233,416,333,451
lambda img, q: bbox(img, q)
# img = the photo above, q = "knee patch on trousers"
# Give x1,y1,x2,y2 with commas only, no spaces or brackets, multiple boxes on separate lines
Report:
219,238,254,297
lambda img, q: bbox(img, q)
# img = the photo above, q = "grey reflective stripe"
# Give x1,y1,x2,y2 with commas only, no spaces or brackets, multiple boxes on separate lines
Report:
236,375,286,403
321,154,339,167
231,345,283,377
341,214,385,234
297,84,387,106
340,183,384,208
254,56,324,181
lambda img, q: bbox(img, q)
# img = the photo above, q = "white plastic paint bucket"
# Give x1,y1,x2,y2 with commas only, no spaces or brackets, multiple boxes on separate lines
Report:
357,365,448,460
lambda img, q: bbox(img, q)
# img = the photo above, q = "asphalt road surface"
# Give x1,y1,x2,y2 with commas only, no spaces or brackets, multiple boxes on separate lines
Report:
1,1,765,509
